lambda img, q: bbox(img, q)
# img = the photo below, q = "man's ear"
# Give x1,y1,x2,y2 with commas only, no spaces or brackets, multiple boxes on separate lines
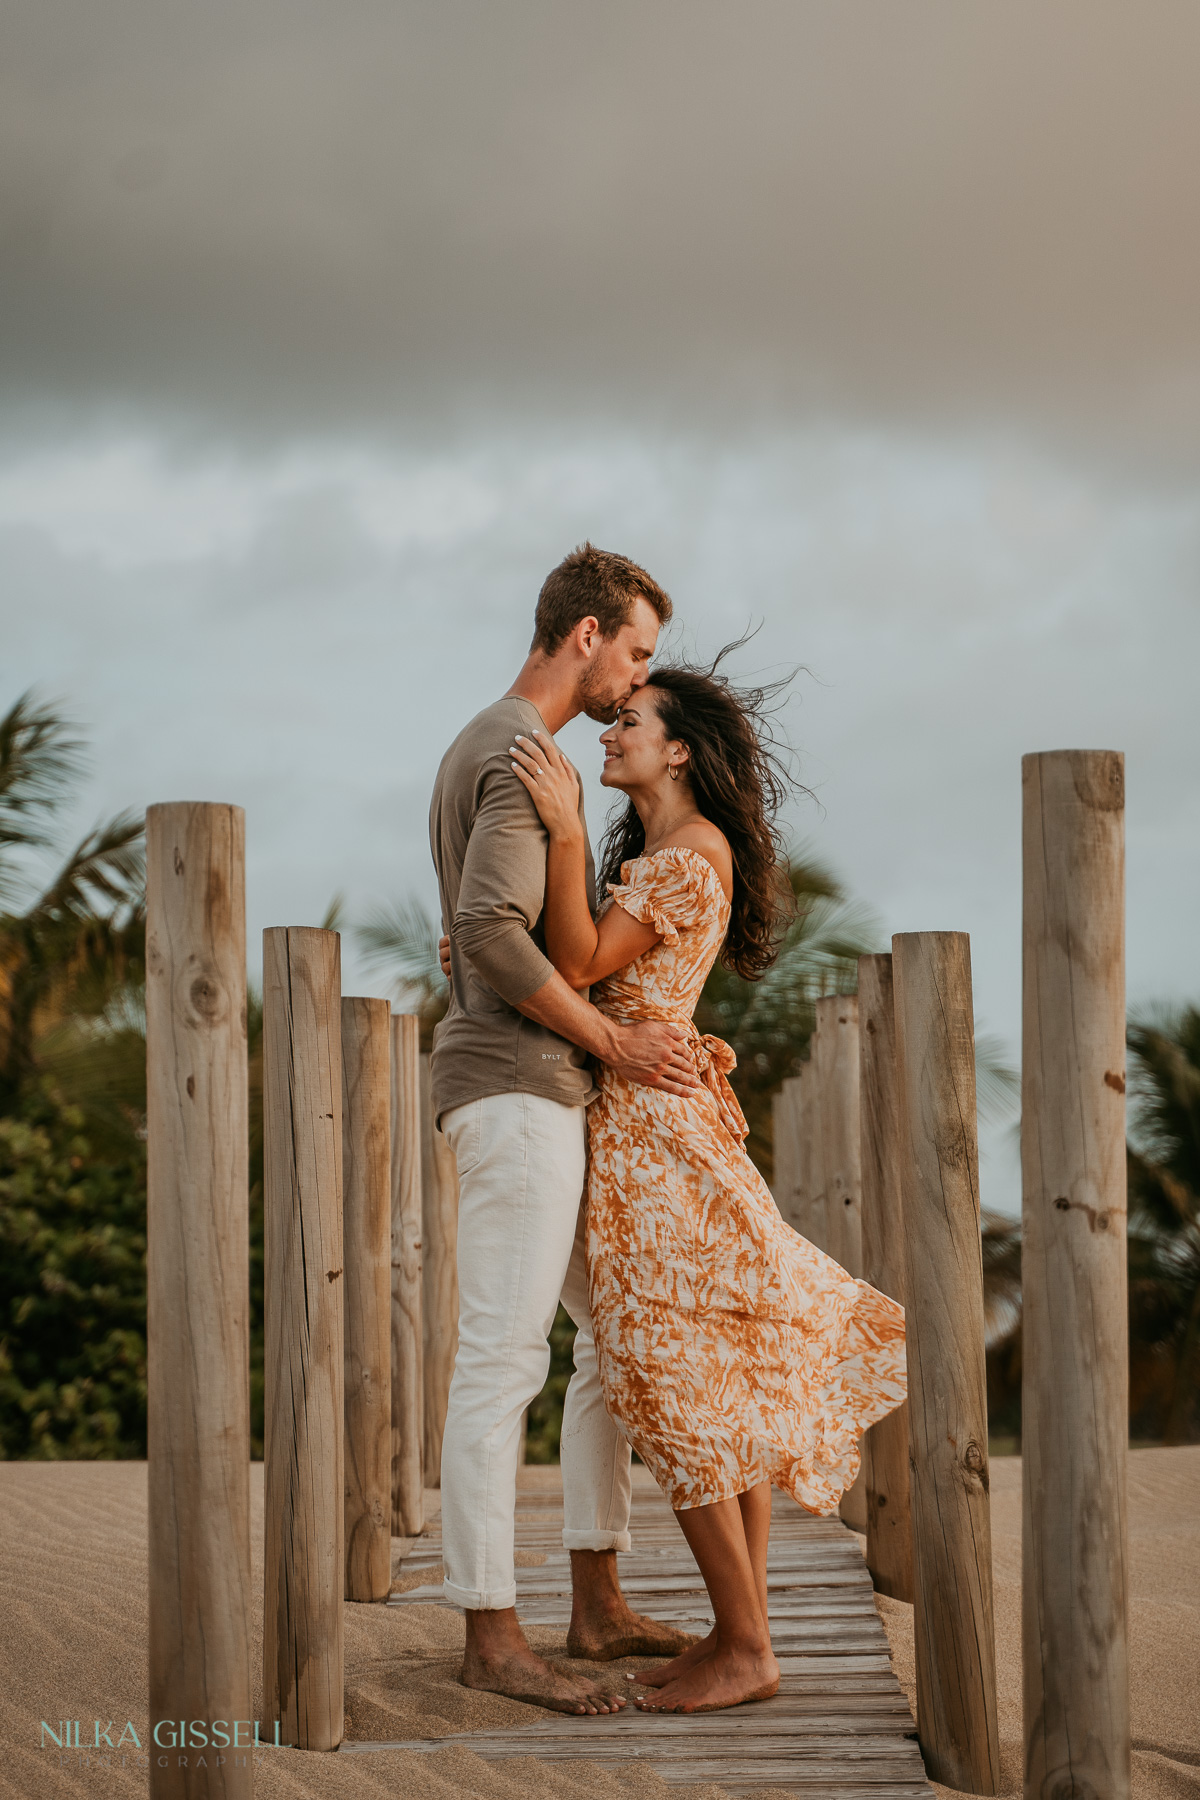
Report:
574,615,603,657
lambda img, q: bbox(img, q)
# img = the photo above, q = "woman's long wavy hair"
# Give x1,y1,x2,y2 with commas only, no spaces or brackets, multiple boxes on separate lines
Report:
598,646,798,980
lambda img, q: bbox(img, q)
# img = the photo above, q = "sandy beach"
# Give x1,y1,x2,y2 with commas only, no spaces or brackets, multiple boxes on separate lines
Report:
3,1449,1196,1800
870,1450,1200,1800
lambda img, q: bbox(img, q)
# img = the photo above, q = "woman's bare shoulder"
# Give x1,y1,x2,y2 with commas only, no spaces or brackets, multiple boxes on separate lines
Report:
659,820,734,899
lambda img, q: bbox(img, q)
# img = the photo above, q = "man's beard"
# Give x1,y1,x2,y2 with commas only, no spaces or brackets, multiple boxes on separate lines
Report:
578,656,628,724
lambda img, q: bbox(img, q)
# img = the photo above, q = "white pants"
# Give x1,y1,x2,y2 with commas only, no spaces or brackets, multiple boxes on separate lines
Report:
439,1091,633,1610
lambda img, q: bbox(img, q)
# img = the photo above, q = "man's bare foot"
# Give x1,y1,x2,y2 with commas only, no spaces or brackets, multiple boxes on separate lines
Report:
567,1606,699,1664
461,1642,624,1715
566,1547,700,1663
461,1603,624,1715
629,1626,716,1687
632,1642,779,1713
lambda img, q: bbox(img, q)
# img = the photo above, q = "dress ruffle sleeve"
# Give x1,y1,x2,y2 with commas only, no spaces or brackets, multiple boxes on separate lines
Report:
608,847,723,944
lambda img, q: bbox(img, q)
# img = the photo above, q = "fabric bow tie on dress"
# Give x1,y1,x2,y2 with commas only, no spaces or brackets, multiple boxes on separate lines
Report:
689,1030,749,1142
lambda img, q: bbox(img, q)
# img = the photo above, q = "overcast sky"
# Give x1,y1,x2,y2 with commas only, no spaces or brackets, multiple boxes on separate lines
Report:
4,2,1199,1211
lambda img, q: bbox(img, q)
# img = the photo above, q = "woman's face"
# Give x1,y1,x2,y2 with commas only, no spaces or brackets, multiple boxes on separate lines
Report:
598,689,687,792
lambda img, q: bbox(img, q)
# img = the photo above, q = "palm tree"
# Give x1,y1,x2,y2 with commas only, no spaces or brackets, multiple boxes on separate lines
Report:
0,693,145,1131
0,693,148,1457
1127,1007,1200,1443
356,898,450,1051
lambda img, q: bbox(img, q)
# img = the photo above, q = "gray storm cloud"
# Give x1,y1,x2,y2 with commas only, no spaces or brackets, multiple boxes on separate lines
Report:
2,0,1199,455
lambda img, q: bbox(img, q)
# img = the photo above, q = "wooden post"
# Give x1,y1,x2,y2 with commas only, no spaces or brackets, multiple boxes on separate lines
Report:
893,931,999,1794
389,1014,424,1536
420,1053,459,1488
1022,750,1129,1800
857,953,914,1605
341,997,392,1603
773,1073,813,1234
146,804,250,1800
263,928,344,1751
815,994,862,1275
796,1057,827,1252
771,1077,798,1217
815,994,867,1531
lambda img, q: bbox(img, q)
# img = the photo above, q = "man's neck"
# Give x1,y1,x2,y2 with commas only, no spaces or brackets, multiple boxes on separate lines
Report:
505,654,581,736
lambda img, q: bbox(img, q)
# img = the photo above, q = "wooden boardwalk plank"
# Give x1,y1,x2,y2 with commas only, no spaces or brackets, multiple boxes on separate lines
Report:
342,1473,932,1797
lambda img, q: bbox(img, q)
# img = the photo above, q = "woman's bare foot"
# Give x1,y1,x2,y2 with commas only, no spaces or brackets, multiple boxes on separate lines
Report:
629,1625,716,1687
633,1641,779,1713
461,1641,624,1715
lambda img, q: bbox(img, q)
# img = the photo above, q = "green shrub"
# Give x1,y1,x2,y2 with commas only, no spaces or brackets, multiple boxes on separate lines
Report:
0,1085,147,1458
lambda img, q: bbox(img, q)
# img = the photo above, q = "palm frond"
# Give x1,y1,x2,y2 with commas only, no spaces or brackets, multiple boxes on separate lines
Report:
0,693,86,902
36,984,148,1157
1125,1006,1200,1442
1128,1006,1200,1187
980,1210,1022,1346
974,1031,1020,1129
319,893,346,934
33,811,145,925
356,898,448,1018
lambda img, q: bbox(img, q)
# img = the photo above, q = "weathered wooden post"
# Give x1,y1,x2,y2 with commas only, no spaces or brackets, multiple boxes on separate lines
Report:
815,994,862,1275
857,953,914,1604
341,996,392,1603
263,927,344,1751
146,804,250,1800
814,995,867,1531
796,1056,827,1252
772,1076,799,1219
893,931,999,1794
420,1053,459,1488
389,1014,424,1536
1022,750,1130,1800
772,1075,801,1229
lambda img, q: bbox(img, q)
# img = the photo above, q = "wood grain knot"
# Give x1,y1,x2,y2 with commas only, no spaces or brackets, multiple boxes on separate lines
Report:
189,973,224,1020
1103,1069,1126,1093
327,1268,342,1282
1053,1196,1121,1232
961,1440,989,1492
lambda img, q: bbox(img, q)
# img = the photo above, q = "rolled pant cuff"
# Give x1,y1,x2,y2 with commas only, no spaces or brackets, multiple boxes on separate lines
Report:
561,1529,633,1552
443,1577,518,1611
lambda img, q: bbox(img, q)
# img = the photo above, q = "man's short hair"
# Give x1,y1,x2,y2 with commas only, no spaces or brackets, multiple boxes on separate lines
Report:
531,542,673,655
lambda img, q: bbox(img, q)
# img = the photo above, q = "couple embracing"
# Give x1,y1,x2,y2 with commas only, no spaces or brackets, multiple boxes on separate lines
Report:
429,543,906,1716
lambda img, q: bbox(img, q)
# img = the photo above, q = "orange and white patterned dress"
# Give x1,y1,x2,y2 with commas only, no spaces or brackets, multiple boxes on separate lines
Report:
586,846,907,1514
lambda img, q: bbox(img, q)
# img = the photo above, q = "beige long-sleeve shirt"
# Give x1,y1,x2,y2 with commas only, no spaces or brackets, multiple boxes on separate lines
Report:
428,696,599,1120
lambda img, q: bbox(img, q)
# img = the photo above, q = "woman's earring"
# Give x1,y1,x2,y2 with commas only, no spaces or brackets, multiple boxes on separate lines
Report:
668,764,680,782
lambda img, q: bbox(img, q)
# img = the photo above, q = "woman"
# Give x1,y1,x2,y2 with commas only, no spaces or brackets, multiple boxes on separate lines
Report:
508,659,906,1715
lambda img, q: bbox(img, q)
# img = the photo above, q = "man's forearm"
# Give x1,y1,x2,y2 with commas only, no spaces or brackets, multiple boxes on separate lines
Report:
516,969,700,1096
515,970,621,1062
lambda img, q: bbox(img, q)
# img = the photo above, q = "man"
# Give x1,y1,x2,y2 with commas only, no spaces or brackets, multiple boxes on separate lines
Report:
429,542,701,1715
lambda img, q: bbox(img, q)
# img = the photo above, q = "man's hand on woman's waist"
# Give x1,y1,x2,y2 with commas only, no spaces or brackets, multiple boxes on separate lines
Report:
605,1019,701,1097
442,936,700,1097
